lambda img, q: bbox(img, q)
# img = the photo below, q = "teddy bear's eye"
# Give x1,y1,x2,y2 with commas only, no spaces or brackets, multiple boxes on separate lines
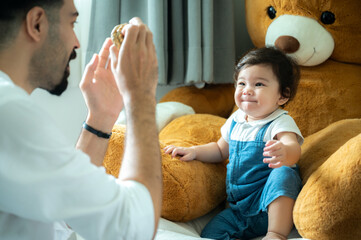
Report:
321,11,335,24
267,6,277,19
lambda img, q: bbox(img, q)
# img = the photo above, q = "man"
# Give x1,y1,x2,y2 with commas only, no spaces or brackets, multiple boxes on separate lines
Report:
0,0,162,239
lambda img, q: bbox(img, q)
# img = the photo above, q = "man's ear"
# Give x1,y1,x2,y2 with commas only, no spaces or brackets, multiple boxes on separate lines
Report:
25,7,48,42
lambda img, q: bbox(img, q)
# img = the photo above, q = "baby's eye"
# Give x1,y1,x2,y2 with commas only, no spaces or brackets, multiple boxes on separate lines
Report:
255,82,265,87
237,81,246,86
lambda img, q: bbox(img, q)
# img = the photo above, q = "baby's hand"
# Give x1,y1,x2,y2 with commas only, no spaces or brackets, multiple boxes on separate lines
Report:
263,140,287,168
163,145,196,161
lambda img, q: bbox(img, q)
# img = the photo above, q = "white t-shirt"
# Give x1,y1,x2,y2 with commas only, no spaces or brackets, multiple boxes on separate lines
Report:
221,109,304,145
0,71,154,240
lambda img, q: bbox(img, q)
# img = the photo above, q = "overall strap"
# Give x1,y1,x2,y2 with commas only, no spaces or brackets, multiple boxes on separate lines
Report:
229,120,237,139
254,121,273,142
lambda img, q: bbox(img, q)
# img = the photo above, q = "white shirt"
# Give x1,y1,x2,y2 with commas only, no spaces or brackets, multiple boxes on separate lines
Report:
221,109,304,145
0,71,154,240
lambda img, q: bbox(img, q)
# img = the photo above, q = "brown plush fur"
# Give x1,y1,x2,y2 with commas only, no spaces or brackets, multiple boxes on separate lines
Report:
103,0,361,231
245,0,361,65
294,124,361,239
285,60,361,136
160,84,235,118
298,119,361,184
104,114,228,222
245,0,361,239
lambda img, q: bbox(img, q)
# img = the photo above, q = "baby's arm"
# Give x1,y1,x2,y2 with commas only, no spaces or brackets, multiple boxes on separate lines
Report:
164,137,229,163
262,132,301,168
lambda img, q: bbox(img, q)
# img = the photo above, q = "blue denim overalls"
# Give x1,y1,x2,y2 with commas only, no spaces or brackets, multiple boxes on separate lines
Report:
201,118,302,240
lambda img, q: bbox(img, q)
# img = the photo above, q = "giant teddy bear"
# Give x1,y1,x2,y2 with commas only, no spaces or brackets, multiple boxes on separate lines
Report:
244,1,361,239
103,0,361,239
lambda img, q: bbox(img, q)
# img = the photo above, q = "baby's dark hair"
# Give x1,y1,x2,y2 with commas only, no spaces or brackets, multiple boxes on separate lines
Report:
234,47,300,107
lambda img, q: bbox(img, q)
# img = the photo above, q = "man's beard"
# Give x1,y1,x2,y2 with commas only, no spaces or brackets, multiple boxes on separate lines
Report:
48,49,77,96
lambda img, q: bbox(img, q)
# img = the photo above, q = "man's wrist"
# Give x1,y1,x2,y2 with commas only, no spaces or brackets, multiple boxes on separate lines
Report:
123,93,157,106
83,122,112,139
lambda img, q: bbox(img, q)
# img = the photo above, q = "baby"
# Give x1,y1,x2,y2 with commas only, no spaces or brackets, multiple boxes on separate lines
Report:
164,47,303,240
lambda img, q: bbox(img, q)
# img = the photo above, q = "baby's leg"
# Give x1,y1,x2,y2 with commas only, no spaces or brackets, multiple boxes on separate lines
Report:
260,166,302,240
201,208,240,240
263,196,295,240
201,207,268,240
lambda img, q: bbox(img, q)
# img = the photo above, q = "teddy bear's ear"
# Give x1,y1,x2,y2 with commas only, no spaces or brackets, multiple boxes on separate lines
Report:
324,0,361,64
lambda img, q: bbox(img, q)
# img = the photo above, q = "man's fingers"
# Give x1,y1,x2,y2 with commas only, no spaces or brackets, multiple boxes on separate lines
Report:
129,17,153,46
109,45,119,70
98,38,113,68
129,17,144,26
80,54,98,88
136,24,147,44
146,30,154,49
106,58,112,71
121,24,139,51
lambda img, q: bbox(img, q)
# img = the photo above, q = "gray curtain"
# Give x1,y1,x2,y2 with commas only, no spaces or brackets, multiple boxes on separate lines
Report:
86,0,253,86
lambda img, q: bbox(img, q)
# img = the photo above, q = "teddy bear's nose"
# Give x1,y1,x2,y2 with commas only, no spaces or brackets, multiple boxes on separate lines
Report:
275,35,300,54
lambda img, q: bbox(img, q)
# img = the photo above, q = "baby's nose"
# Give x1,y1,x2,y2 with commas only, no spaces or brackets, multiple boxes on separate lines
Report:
243,88,253,95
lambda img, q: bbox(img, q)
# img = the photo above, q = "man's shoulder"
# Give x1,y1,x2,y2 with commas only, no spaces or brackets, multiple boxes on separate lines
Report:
0,77,29,106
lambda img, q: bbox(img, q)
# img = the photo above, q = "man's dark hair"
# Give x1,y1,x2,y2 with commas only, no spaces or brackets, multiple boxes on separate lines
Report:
234,47,300,107
0,0,64,49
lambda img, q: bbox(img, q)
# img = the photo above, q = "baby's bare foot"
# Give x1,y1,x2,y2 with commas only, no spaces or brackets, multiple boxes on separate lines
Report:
262,231,287,240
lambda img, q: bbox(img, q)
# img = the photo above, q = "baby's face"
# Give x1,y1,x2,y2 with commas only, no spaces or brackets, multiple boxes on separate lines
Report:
234,64,288,122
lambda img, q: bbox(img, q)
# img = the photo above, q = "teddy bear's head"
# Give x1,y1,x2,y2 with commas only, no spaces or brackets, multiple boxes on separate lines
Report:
245,0,361,66
244,0,361,138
